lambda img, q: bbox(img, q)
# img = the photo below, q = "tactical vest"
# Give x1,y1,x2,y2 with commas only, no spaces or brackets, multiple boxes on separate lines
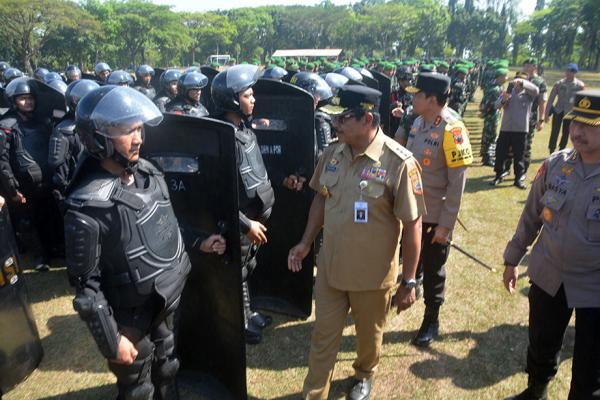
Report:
66,160,190,309
235,125,274,220
136,85,156,101
167,99,209,118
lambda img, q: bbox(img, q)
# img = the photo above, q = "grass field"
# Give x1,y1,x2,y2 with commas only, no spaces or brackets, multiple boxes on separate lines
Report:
5,69,600,400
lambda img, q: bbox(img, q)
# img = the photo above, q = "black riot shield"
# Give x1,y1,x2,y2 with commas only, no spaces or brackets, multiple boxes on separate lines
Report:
250,79,315,319
81,72,96,81
362,74,380,91
0,207,43,397
370,70,392,136
200,66,219,116
143,114,246,400
151,68,165,94
28,79,67,121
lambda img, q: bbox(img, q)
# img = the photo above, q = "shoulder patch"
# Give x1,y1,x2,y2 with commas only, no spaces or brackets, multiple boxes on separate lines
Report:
385,141,412,160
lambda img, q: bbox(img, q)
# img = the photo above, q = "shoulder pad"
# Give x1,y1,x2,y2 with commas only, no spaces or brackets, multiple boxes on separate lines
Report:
137,158,162,176
384,140,413,160
0,117,17,131
56,119,76,135
66,175,117,207
64,209,100,280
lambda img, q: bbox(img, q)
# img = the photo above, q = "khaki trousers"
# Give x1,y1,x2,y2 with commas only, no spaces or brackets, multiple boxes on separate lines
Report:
303,271,393,399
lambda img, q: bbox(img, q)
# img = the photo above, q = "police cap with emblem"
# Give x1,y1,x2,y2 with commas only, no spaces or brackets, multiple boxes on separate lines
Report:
405,72,451,95
563,89,600,126
320,85,381,116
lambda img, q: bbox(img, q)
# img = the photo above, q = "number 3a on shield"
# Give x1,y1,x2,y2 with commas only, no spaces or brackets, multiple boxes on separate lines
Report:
170,178,187,192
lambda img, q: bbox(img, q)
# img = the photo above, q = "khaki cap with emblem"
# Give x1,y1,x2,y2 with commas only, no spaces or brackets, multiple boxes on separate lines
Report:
320,85,382,115
563,89,600,126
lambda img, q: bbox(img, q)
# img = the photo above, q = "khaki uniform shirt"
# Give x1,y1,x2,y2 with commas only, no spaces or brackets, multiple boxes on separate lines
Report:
545,78,585,117
310,129,426,291
401,107,472,229
504,149,600,308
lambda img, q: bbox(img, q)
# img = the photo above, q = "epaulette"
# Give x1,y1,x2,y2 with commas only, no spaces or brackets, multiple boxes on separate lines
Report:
385,140,412,161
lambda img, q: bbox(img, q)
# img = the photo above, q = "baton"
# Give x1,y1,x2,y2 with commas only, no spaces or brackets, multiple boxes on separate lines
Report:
449,240,496,272
456,216,468,232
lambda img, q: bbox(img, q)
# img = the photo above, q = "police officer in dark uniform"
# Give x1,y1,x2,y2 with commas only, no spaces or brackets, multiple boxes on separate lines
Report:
108,70,134,87
211,64,275,344
94,62,111,84
165,71,209,118
154,69,181,113
289,72,334,157
48,79,99,200
65,65,81,84
134,65,156,100
0,78,62,271
64,85,225,400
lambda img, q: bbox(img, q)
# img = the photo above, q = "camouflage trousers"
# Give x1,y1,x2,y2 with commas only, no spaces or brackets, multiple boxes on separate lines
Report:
481,112,499,159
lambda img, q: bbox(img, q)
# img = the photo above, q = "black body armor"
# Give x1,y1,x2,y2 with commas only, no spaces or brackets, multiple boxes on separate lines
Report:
166,98,209,118
135,85,156,101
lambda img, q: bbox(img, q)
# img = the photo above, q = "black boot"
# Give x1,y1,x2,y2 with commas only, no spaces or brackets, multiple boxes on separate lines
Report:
506,377,548,400
412,306,440,348
242,281,262,345
249,311,272,330
490,175,503,186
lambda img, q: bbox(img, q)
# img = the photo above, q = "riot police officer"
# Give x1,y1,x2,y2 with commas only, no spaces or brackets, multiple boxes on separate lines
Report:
134,65,156,100
290,72,334,157
165,71,209,117
4,68,23,85
211,64,275,344
33,68,49,82
107,70,134,87
48,79,99,200
0,62,10,88
0,78,62,271
65,65,81,84
65,85,225,400
94,62,111,84
154,69,180,113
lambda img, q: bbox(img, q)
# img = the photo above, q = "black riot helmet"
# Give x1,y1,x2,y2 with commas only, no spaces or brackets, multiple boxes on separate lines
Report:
65,65,81,81
5,77,34,108
0,62,9,73
159,69,181,91
177,71,208,98
322,72,349,95
43,72,63,84
34,68,49,81
65,79,99,111
47,79,68,96
136,64,154,77
107,70,134,86
335,67,363,84
356,67,374,80
76,85,163,170
94,62,111,76
290,72,333,106
262,66,288,81
211,64,261,114
395,66,412,81
4,68,23,84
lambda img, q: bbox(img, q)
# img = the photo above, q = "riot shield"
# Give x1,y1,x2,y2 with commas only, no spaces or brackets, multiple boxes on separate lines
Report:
81,72,95,81
143,114,246,400
370,70,392,137
151,68,165,94
0,207,43,397
29,79,67,121
200,66,219,116
250,79,315,319
362,74,380,91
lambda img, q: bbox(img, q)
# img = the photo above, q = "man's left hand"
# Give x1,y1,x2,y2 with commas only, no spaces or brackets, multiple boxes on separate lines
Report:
431,225,450,245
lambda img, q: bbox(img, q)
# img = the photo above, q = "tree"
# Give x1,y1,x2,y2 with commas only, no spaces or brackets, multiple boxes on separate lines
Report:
182,12,236,65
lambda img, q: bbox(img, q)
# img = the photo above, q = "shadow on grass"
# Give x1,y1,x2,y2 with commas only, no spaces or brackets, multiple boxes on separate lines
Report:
406,323,575,390
22,267,73,304
37,384,115,400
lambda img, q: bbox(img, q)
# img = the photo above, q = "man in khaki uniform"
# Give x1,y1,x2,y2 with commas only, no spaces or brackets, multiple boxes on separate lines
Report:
288,85,425,400
503,89,600,400
396,72,473,347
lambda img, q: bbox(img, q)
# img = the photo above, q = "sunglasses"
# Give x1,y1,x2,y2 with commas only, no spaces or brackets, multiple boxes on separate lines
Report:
332,112,356,124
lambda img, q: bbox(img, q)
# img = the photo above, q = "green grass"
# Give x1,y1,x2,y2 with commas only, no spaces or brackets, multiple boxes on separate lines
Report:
5,69,600,400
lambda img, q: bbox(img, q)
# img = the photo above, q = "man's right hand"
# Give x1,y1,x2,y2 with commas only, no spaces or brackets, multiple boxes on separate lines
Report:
245,219,267,245
112,335,138,365
503,265,519,294
12,191,26,204
288,242,311,272
391,105,405,118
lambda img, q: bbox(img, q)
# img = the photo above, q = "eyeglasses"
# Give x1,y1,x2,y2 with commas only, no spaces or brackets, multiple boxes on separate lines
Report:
332,112,356,124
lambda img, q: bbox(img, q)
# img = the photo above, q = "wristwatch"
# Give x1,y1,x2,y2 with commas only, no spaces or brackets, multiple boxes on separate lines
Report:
401,278,417,289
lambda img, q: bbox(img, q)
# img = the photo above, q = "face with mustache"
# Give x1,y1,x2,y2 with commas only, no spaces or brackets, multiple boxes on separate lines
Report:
108,121,144,163
570,120,600,161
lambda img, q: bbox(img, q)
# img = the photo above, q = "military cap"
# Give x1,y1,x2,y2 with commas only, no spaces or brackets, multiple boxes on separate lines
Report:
406,72,451,95
563,89,600,126
320,85,382,116
419,64,435,72
456,66,469,75
307,62,315,70
523,57,538,65
438,61,449,69
494,68,509,77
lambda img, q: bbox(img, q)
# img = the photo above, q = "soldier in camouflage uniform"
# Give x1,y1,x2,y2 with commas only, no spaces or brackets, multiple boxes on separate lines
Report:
448,66,469,117
479,68,508,166
523,58,547,175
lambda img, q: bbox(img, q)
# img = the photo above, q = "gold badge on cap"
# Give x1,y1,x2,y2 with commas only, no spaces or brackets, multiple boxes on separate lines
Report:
579,97,592,109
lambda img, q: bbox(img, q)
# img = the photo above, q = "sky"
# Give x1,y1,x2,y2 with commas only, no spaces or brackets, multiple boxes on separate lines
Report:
152,0,538,17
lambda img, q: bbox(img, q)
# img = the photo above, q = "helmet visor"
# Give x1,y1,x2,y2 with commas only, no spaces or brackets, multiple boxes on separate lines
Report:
226,64,261,93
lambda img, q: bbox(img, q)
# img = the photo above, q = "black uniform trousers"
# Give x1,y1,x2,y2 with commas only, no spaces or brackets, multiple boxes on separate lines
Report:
494,131,528,181
109,295,179,400
526,283,600,399
415,223,450,309
548,112,572,153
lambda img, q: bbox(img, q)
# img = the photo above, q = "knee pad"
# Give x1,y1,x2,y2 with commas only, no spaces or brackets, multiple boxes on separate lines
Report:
118,381,154,400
